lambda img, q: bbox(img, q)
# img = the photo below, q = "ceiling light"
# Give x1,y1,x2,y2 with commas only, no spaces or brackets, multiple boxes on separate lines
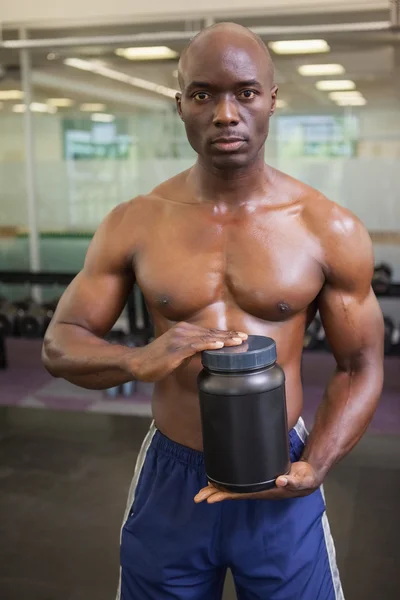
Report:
269,40,330,55
47,98,74,107
335,97,367,106
298,64,345,76
80,103,106,112
0,90,23,100
91,113,115,123
65,58,178,99
316,80,356,91
115,46,178,61
276,99,288,109
12,102,57,114
32,102,57,113
47,53,59,61
329,91,363,101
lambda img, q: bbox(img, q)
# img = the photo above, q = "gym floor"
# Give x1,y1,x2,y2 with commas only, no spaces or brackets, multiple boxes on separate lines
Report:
1,345,400,599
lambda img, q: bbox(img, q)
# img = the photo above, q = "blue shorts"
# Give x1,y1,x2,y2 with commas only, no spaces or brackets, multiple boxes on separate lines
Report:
118,419,344,600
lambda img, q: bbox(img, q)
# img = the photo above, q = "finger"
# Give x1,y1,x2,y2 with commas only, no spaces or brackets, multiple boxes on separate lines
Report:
194,486,216,503
206,491,236,503
275,476,289,487
208,329,248,339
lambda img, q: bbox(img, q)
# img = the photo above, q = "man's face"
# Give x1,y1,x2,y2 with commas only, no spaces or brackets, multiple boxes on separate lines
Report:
176,35,277,170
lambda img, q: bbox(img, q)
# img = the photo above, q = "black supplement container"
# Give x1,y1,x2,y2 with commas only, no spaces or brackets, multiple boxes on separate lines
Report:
198,335,290,493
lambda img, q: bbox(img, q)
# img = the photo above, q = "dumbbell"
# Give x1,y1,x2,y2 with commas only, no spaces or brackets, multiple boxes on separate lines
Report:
0,329,7,369
41,298,59,334
383,316,400,355
18,301,50,338
372,263,393,295
303,318,322,350
0,298,19,337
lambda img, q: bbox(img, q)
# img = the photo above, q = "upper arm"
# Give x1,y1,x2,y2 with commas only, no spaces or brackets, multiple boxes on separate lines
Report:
317,208,384,370
50,202,136,337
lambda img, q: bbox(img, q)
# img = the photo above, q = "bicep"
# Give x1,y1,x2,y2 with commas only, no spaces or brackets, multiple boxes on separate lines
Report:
318,285,384,370
51,205,135,337
53,269,133,337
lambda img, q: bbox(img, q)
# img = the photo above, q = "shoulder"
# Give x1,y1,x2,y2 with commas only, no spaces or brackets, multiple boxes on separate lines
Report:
299,188,373,291
272,168,373,291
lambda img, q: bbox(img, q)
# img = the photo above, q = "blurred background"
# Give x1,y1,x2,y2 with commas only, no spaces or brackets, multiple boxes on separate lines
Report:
0,2,400,599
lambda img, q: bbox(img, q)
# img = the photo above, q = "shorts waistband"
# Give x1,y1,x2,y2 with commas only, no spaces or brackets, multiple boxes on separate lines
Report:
151,417,308,470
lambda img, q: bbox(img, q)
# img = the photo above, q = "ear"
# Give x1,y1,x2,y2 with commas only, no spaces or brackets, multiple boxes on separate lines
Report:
176,92,184,121
270,85,278,116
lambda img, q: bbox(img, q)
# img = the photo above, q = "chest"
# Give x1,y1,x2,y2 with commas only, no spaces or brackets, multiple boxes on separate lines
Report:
134,209,323,322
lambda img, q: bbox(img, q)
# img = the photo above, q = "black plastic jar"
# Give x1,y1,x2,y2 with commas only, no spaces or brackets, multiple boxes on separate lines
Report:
197,335,290,493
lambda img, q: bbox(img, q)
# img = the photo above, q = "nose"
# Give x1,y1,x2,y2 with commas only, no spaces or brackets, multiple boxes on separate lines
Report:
213,96,240,127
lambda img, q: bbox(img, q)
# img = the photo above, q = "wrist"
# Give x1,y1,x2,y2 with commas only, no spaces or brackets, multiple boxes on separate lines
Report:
121,345,145,380
299,456,328,484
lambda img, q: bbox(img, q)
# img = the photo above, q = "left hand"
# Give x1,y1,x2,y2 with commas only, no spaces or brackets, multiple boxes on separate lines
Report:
194,460,320,503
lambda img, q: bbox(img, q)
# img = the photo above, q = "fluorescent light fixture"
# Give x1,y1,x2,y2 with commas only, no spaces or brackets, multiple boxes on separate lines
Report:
91,113,115,122
329,91,363,101
64,58,178,99
0,89,23,100
276,99,288,109
316,80,356,91
298,64,345,77
47,97,74,107
269,40,330,55
335,97,367,106
80,103,106,112
115,46,178,61
12,102,57,114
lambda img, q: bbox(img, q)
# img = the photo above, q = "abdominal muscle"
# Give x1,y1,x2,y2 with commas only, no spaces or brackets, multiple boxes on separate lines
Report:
151,352,304,451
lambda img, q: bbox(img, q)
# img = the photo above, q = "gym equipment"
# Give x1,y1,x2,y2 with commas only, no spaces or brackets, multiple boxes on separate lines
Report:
383,315,400,355
18,301,52,339
0,330,7,369
372,263,393,295
121,381,136,396
41,298,59,334
198,336,290,493
105,385,121,398
303,317,322,350
0,298,19,337
127,286,154,346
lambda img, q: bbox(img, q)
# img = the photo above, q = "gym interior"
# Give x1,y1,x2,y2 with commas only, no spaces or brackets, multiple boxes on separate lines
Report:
1,2,400,599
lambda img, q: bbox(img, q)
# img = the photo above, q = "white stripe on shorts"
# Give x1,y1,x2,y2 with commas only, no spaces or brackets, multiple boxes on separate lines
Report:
115,421,156,600
293,417,345,600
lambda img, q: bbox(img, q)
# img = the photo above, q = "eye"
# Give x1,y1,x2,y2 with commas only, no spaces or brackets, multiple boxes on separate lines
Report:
239,90,257,100
193,92,210,101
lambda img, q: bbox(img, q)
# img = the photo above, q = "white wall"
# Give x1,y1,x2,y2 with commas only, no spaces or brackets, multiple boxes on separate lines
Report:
1,0,388,28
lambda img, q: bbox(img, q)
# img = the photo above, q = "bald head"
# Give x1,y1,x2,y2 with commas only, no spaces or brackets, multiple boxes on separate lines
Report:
178,22,275,90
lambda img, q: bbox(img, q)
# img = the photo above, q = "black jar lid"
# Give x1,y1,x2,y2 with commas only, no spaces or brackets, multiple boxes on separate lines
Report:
201,335,277,372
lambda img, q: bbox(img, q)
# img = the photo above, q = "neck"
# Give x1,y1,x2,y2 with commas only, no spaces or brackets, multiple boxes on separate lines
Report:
190,152,269,206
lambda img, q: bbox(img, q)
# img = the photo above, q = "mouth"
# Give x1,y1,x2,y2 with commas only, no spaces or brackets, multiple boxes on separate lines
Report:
211,138,247,152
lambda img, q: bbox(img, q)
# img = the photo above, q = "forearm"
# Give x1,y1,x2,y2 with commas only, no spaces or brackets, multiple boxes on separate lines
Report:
301,354,383,480
42,323,143,389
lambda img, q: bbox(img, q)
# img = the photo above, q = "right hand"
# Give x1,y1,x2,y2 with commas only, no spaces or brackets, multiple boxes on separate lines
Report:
131,322,248,382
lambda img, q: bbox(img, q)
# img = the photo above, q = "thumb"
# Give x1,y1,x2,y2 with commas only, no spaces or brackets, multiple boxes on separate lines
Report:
275,475,289,487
